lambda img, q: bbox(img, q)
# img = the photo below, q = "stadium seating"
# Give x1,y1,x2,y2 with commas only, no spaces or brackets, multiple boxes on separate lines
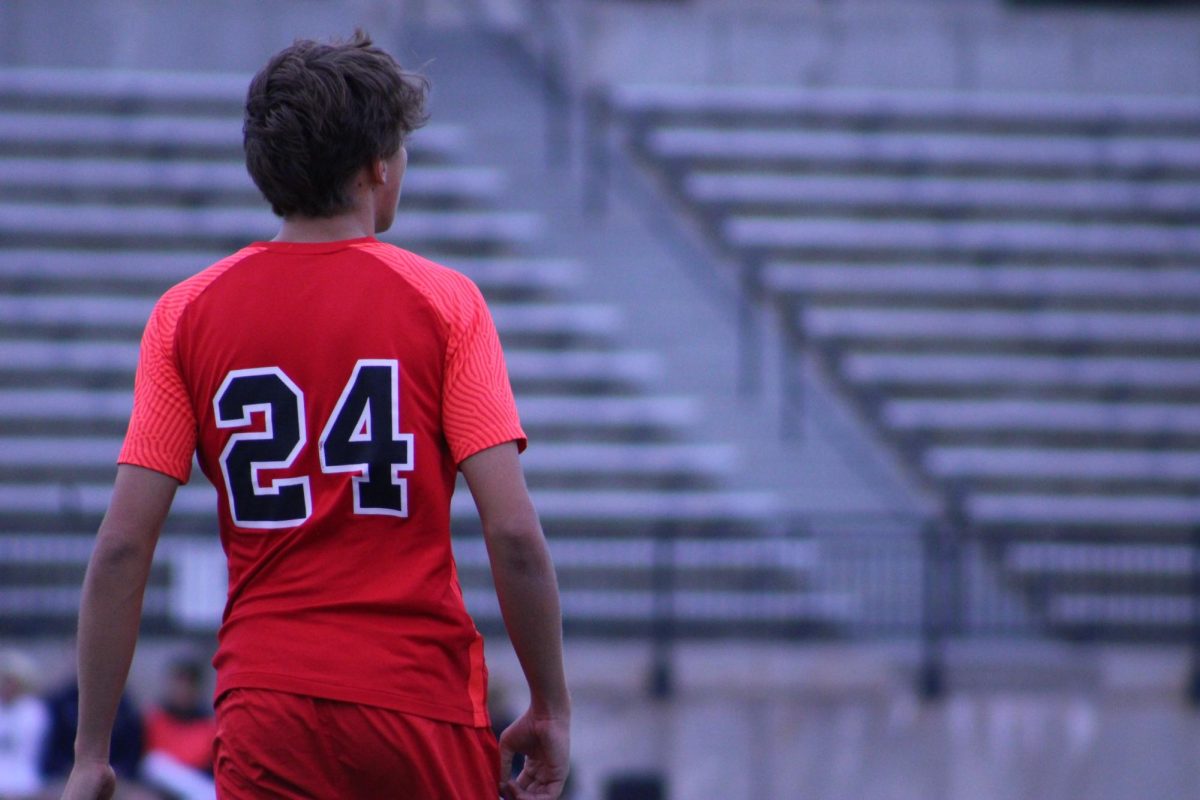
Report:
0,67,817,638
611,82,1200,641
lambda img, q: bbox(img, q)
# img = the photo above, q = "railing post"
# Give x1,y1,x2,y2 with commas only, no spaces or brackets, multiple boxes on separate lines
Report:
918,519,949,701
583,87,609,217
649,522,676,700
779,303,805,439
530,0,570,169
1187,525,1200,707
737,259,762,396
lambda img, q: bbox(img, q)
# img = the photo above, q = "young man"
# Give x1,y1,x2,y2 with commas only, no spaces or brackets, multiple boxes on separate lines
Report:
63,32,570,800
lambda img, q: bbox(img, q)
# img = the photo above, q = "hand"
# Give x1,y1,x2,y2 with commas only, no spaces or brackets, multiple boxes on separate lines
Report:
61,760,116,800
499,707,570,800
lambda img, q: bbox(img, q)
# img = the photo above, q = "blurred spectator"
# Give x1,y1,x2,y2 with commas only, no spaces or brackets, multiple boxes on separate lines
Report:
41,673,158,800
140,657,216,800
0,649,50,798
489,681,526,780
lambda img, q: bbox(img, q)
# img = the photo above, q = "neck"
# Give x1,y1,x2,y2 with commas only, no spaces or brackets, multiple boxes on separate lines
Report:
273,210,375,243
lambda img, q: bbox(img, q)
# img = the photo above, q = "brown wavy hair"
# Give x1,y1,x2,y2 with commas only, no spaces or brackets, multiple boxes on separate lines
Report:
243,31,429,219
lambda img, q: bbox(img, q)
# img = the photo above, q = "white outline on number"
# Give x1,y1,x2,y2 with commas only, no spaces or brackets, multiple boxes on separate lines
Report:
318,358,415,518
214,367,312,529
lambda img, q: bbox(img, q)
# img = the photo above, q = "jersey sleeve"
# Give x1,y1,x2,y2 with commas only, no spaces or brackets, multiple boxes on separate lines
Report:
117,289,198,483
442,280,527,464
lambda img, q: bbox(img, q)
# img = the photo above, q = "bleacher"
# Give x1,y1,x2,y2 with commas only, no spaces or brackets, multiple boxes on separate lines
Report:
611,83,1200,640
0,67,852,638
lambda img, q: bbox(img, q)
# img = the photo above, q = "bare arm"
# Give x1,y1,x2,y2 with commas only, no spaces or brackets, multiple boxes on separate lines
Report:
63,464,178,800
460,443,569,800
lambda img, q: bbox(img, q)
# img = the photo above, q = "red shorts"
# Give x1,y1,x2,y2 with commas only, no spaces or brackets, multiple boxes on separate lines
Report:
213,688,500,799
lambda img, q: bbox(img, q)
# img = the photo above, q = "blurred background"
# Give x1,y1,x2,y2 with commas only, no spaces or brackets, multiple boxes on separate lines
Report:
2,0,1200,798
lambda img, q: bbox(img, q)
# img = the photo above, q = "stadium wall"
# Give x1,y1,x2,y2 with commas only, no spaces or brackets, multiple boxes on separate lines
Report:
4,0,1200,97
502,0,1200,97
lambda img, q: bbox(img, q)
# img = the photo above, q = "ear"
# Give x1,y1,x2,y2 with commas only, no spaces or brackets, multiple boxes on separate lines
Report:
369,157,388,186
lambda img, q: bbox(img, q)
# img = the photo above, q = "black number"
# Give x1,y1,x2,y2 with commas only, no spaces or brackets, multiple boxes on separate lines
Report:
319,359,414,517
214,368,311,529
213,361,415,527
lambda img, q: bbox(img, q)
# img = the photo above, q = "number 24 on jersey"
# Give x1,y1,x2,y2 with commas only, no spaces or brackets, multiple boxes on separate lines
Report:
213,359,414,529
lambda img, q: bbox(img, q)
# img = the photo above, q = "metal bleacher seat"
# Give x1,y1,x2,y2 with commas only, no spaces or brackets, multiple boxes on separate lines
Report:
0,202,543,252
1006,541,1192,576
0,339,666,393
0,436,739,486
923,446,1200,483
0,520,819,636
685,173,1200,218
727,217,1200,260
0,482,781,530
967,494,1200,528
764,264,1200,301
0,293,624,344
881,398,1200,436
0,389,702,435
0,111,469,159
609,83,1200,131
611,80,1200,640
0,157,505,209
839,352,1200,392
1048,594,1192,627
801,307,1200,345
0,249,582,300
647,128,1200,175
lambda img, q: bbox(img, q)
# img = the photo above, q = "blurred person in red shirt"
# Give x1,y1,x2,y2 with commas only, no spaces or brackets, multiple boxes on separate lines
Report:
140,658,215,800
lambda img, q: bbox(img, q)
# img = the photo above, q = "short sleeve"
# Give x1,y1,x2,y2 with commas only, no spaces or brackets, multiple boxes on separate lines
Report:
117,291,198,483
442,282,527,464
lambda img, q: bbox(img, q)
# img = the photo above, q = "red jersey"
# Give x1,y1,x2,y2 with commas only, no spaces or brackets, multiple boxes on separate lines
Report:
118,237,526,727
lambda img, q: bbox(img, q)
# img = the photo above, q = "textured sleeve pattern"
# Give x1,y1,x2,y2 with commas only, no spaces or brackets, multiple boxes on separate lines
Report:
442,278,527,464
117,284,199,483
361,243,528,465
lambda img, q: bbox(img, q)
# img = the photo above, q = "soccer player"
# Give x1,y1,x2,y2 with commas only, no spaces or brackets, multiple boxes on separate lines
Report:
62,31,570,800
